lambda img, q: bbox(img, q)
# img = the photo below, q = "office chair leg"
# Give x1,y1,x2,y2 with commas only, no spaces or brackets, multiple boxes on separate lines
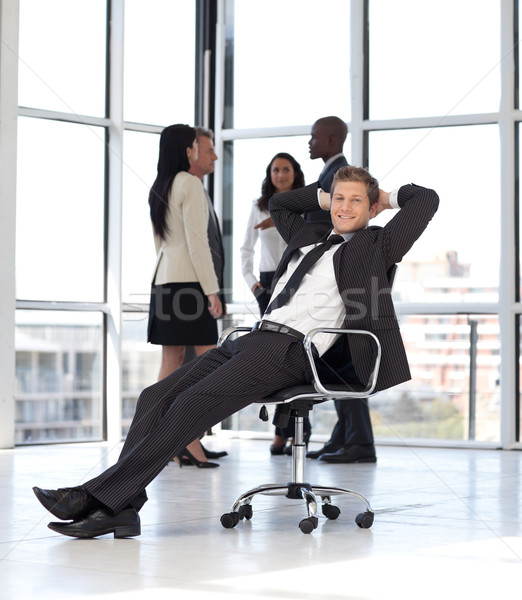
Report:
298,487,319,533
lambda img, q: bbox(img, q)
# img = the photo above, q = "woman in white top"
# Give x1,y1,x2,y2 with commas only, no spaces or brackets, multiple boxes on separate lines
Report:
240,152,305,315
240,152,310,455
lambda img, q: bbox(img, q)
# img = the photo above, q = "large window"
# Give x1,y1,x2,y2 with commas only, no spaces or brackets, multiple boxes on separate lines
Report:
368,0,500,119
16,117,106,302
220,0,512,447
13,0,198,444
121,130,160,305
18,0,107,116
123,0,196,125
369,125,500,300
15,310,103,444
227,0,351,129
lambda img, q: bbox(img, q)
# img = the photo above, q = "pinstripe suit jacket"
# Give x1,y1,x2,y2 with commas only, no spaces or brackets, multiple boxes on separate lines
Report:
269,182,439,392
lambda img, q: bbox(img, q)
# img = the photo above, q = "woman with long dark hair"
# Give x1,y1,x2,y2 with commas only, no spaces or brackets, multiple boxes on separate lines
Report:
147,124,223,467
240,152,311,455
240,152,305,315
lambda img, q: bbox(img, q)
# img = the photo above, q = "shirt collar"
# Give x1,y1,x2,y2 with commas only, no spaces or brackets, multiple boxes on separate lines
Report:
328,230,355,242
321,153,345,173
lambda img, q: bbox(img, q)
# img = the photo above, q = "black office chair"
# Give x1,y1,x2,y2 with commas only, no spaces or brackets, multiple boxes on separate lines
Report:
218,325,382,534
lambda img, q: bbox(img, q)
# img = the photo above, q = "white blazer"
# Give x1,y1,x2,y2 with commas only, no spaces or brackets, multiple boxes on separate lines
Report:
152,171,219,295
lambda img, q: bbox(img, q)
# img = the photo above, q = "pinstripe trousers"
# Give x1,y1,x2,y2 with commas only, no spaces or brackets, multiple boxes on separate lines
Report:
83,330,312,514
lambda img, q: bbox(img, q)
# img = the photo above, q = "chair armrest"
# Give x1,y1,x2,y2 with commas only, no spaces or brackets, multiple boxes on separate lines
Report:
217,324,381,399
303,328,382,399
218,326,251,347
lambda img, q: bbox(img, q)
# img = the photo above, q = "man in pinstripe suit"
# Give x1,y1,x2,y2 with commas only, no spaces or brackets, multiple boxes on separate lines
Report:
33,166,439,538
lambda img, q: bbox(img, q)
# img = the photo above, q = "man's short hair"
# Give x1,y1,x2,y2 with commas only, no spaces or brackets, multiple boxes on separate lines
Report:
315,116,348,146
331,166,379,206
194,126,214,141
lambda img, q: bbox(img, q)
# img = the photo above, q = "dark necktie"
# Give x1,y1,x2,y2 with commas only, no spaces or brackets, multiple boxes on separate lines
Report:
265,234,344,314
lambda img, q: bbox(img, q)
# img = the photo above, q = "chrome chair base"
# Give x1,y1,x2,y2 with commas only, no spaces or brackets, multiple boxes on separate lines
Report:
220,423,375,534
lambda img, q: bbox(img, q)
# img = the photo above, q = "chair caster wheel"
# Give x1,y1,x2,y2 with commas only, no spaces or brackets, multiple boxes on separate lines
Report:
238,504,253,520
220,512,240,529
322,504,341,520
299,516,318,534
355,511,374,529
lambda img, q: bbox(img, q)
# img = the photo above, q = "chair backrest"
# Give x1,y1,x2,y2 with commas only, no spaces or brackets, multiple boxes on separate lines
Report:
313,264,398,389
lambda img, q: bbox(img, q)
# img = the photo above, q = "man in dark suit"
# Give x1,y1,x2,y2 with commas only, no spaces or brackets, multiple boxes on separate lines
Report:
186,126,228,462
306,116,374,463
190,127,226,313
306,116,349,223
33,166,439,538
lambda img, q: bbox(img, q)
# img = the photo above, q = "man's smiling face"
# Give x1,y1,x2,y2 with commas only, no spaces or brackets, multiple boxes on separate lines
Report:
330,180,378,235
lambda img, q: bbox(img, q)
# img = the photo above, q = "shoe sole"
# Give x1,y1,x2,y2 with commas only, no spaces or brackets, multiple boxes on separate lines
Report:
47,522,141,539
320,456,377,463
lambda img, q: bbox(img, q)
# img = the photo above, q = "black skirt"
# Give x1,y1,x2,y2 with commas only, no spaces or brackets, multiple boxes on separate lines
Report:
147,282,218,346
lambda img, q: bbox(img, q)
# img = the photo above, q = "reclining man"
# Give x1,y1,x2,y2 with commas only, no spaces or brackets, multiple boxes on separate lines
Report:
33,166,439,538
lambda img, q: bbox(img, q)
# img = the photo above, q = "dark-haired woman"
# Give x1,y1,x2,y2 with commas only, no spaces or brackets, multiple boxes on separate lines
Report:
147,124,222,468
240,152,311,455
240,153,305,315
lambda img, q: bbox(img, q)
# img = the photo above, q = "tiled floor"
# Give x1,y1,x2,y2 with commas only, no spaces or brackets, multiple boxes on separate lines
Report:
0,438,521,600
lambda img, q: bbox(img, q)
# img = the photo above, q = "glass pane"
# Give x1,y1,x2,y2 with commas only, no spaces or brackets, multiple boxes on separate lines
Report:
226,135,352,304
519,2,522,110
15,310,104,444
519,316,522,443
371,314,500,443
124,0,196,125
16,117,105,302
18,0,106,116
369,125,499,301
227,0,350,128
121,313,161,437
369,0,500,119
122,131,160,304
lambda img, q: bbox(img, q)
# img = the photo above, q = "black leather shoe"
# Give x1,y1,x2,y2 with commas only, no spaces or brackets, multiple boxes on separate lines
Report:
306,443,341,460
270,443,286,455
47,506,141,539
33,485,99,521
319,445,377,463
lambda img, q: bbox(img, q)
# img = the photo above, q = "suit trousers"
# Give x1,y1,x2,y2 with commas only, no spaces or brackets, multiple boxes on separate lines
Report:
328,398,374,448
84,330,312,514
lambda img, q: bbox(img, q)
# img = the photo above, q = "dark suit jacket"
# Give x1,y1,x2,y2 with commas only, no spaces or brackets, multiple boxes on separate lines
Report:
269,181,439,392
204,189,227,312
305,154,349,223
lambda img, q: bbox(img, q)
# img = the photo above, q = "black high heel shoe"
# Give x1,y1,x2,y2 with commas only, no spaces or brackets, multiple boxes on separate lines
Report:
174,447,220,469
201,442,228,459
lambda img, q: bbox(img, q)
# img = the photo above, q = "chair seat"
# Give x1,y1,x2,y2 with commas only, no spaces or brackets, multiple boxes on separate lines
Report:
255,385,324,404
256,383,368,404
